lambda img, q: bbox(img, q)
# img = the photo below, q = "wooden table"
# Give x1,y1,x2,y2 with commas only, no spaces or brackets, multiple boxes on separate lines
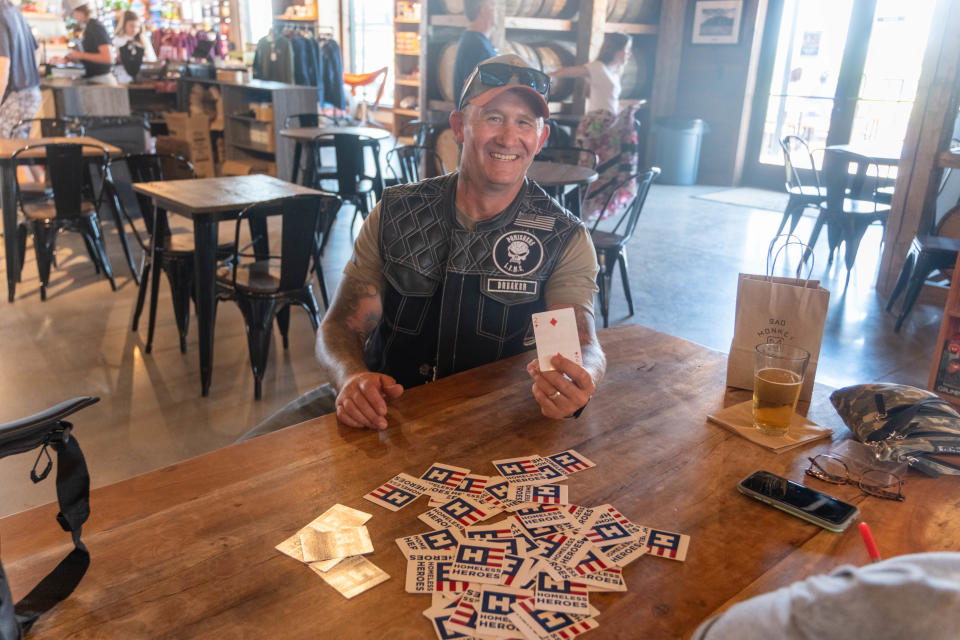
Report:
280,126,393,186
0,137,123,302
825,143,900,167
527,160,598,217
132,174,322,396
2,325,956,638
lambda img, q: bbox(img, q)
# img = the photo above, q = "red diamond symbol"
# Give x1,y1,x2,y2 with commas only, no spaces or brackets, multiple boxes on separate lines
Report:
550,318,557,326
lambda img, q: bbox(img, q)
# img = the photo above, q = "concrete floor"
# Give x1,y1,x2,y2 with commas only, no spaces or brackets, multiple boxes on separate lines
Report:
0,182,937,517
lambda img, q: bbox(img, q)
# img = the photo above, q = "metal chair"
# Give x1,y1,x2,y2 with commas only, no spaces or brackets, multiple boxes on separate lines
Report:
318,133,384,247
216,194,342,399
283,112,337,187
385,144,446,184
12,143,116,300
775,135,825,240
590,167,660,328
805,149,891,284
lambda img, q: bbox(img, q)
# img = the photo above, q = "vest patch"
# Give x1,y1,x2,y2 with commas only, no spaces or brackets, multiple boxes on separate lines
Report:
515,213,556,231
487,278,538,295
492,230,544,276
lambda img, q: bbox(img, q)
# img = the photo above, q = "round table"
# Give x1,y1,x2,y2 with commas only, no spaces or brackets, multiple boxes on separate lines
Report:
527,160,599,217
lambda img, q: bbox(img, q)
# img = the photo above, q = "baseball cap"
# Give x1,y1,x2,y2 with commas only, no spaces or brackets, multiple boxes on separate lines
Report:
458,54,551,118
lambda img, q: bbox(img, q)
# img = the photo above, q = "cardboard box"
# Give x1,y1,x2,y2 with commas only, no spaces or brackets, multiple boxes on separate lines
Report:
244,120,275,152
250,102,274,122
221,158,277,177
162,112,215,178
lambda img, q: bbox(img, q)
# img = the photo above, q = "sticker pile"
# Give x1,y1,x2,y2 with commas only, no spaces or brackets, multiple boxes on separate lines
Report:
275,503,389,599
366,450,690,639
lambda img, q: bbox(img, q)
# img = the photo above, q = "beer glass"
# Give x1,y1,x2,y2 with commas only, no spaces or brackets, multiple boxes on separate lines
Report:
752,343,810,435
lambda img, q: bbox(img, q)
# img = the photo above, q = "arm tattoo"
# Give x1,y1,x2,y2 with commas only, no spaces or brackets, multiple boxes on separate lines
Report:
317,275,384,387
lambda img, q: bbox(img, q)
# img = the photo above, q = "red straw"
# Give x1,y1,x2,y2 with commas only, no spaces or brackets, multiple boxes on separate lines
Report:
859,522,881,563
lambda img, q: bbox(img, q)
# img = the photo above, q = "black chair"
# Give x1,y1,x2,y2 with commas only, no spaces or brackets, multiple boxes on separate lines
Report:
590,167,660,328
543,118,573,148
385,144,446,184
317,133,384,247
805,149,891,284
886,166,960,332
283,112,336,187
216,193,342,399
12,143,116,300
104,153,235,354
775,135,824,239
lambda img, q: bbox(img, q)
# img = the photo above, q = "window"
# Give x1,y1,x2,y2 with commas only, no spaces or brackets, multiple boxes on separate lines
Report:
347,0,395,106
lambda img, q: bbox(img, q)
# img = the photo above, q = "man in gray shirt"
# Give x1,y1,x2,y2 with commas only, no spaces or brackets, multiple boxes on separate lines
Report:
0,0,41,138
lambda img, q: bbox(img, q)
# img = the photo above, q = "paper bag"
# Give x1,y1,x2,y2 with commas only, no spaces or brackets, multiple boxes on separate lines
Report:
726,273,830,403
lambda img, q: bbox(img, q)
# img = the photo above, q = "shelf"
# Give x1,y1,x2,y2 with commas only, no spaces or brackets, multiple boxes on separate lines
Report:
395,18,420,24
505,16,572,31
394,108,420,116
230,142,275,155
396,77,421,87
274,15,318,22
396,51,421,56
228,113,262,122
604,22,658,35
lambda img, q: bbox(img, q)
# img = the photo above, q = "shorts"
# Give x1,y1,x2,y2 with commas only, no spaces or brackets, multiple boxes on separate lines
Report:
0,86,42,138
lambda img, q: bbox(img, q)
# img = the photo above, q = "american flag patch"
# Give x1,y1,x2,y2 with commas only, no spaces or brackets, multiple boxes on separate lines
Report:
515,213,556,231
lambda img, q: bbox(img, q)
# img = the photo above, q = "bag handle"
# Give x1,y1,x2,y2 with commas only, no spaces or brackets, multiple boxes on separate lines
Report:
766,234,816,287
0,397,96,638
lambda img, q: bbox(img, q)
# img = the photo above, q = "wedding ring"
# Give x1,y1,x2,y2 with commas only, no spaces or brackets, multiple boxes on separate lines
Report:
550,391,561,400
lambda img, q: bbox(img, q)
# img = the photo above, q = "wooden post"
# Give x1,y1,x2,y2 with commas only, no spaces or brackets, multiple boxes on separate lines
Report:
646,0,687,168
877,0,960,295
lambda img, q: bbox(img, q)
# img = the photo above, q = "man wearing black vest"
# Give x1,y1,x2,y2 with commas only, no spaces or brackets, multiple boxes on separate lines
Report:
317,55,605,430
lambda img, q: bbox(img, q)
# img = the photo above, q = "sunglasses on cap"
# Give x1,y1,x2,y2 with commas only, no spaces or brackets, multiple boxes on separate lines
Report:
459,63,551,110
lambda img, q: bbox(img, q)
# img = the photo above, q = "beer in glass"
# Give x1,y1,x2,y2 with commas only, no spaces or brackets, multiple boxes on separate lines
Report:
752,343,810,435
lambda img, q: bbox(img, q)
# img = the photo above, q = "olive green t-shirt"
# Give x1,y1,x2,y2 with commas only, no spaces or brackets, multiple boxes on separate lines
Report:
344,201,599,314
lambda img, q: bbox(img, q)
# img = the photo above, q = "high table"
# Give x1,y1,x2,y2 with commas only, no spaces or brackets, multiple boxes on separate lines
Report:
132,174,322,396
1,325,956,637
0,137,123,302
280,125,393,186
527,160,598,218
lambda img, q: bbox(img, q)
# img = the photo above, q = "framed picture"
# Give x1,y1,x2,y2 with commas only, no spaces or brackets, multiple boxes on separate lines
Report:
691,0,743,45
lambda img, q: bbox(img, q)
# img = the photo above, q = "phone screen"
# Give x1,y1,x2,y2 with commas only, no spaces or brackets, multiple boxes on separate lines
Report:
740,470,857,525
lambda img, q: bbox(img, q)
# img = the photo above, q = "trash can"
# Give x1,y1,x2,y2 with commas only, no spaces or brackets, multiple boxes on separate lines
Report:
653,117,710,185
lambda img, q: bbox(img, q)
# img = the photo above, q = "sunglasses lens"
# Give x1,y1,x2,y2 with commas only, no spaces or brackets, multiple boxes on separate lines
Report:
806,455,848,484
860,470,904,502
479,64,549,96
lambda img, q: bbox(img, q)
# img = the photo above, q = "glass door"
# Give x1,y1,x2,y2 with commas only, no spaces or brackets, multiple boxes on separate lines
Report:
745,0,936,187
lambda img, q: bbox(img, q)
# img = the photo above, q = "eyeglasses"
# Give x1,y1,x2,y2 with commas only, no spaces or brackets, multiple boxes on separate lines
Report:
460,63,552,110
805,454,905,502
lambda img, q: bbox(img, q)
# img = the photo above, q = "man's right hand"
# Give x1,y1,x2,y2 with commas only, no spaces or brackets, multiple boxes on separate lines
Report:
335,372,404,430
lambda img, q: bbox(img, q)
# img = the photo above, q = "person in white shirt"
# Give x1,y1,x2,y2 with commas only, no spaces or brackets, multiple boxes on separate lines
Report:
112,10,155,84
549,33,630,117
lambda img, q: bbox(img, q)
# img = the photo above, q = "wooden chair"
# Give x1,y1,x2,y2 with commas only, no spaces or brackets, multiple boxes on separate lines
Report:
590,167,660,328
216,194,341,399
775,135,824,239
12,143,116,300
805,149,891,284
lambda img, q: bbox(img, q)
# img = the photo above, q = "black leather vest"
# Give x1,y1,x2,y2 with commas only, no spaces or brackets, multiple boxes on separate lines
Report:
363,173,583,389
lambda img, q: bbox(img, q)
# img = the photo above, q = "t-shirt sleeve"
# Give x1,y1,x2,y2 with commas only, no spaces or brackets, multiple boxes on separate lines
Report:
544,225,599,315
342,202,387,290
0,23,12,59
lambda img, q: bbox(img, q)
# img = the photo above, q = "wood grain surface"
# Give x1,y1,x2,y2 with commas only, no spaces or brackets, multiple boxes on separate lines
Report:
0,137,122,160
132,174,322,216
1,325,955,639
527,160,599,188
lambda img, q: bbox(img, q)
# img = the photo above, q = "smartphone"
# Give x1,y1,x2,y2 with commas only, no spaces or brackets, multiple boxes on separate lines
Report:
737,470,860,532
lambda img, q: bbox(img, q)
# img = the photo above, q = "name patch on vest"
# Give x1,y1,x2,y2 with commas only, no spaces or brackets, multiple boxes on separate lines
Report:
493,230,544,276
487,278,538,295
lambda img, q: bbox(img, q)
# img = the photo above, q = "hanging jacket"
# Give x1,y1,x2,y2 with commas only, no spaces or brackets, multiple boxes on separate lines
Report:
253,35,295,84
320,38,346,108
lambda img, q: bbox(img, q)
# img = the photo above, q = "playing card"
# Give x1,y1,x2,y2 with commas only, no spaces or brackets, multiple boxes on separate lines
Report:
454,473,491,497
600,528,651,567
509,599,598,640
299,526,373,562
420,462,471,489
508,483,569,505
534,533,593,568
396,528,463,559
419,495,499,531
499,553,536,587
543,561,625,591
644,528,691,562
476,584,535,638
531,308,582,371
314,555,389,599
580,505,642,546
514,505,577,532
567,545,617,576
274,504,373,563
405,558,471,594
492,456,568,486
545,449,597,475
533,572,590,614
364,472,431,511
444,586,483,636
447,540,510,584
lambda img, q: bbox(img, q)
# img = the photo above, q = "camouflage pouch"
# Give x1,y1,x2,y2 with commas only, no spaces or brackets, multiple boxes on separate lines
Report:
830,383,960,476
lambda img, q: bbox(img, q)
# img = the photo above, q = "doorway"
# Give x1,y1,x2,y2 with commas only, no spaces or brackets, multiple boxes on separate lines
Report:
744,0,936,189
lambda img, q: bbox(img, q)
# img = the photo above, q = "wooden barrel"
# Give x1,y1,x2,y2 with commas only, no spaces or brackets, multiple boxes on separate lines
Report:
537,0,577,19
436,40,459,103
435,0,464,15
532,41,576,101
607,0,659,23
435,127,461,172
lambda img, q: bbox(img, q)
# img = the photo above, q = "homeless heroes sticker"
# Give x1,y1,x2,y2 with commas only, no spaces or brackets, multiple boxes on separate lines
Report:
493,230,544,276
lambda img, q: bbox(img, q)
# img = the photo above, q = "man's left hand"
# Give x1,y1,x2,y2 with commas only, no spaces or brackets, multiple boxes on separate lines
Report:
526,354,594,419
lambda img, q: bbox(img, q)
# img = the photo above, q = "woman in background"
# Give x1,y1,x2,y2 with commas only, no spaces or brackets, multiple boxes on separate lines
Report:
113,11,156,84
551,33,641,220
64,1,117,85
